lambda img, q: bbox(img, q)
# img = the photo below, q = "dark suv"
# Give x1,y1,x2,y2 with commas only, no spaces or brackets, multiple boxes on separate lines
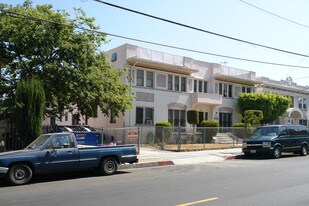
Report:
242,125,309,158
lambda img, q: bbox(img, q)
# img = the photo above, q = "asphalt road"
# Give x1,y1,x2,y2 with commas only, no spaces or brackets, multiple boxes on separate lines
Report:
1,154,309,206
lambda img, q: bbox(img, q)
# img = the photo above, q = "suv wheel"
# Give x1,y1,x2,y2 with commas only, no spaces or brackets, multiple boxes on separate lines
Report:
300,144,308,156
273,146,282,159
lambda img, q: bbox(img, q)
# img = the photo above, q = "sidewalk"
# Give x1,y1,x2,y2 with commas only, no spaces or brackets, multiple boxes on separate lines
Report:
119,147,243,169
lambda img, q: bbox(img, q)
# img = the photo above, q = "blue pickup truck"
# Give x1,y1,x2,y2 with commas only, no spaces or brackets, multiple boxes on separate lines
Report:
0,132,138,185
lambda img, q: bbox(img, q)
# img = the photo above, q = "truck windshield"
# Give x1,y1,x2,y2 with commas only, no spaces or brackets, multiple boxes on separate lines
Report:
26,134,51,149
253,127,279,136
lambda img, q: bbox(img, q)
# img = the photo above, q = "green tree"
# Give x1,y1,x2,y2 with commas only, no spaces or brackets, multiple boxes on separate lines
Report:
16,78,45,147
0,1,133,121
238,93,291,124
238,110,263,127
187,110,199,126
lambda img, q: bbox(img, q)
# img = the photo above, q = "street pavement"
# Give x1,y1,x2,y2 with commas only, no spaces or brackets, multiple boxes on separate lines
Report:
119,146,243,169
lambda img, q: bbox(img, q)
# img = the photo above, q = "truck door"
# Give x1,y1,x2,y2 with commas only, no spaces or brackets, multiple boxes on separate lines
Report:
45,134,79,172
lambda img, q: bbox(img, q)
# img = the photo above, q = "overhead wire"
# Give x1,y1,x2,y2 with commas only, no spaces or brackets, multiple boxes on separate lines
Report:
92,0,309,58
237,0,309,80
2,9,309,69
238,0,309,30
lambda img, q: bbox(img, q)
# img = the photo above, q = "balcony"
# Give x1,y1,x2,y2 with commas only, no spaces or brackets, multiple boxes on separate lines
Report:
191,93,222,106
214,66,258,85
126,45,198,75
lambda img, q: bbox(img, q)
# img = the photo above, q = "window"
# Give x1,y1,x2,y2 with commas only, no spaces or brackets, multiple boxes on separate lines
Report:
136,107,143,124
181,77,186,92
228,85,233,97
51,134,72,149
223,84,227,97
175,76,180,91
299,97,307,109
168,75,173,90
298,125,308,133
135,107,154,125
287,126,298,135
217,83,233,98
203,81,208,93
242,86,252,93
146,71,154,88
194,80,197,92
299,119,307,126
145,108,154,125
198,81,203,93
111,52,117,62
137,70,144,86
168,109,186,127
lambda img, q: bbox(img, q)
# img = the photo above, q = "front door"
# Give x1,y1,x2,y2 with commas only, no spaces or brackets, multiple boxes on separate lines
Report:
219,112,232,127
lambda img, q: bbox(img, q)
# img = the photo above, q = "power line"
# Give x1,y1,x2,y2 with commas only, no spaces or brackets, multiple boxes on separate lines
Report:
238,0,309,81
2,9,309,69
92,0,309,58
238,0,309,30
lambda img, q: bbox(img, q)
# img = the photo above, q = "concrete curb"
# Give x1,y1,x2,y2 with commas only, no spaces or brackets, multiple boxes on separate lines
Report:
119,160,174,169
225,155,237,160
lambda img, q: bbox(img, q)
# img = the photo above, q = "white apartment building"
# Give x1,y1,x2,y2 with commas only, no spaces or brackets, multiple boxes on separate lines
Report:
44,43,309,128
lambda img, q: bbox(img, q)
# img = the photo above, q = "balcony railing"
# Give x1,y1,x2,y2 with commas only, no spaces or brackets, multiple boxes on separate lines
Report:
127,46,192,68
214,66,256,81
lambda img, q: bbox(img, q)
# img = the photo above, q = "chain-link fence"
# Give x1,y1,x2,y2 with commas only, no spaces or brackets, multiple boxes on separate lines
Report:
0,124,254,152
154,126,254,151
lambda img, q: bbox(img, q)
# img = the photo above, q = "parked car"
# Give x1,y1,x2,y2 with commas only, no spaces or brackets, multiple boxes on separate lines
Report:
0,132,138,185
242,125,309,158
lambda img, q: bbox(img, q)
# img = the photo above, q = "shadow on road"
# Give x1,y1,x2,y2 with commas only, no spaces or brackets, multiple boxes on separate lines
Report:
0,170,131,187
235,153,306,160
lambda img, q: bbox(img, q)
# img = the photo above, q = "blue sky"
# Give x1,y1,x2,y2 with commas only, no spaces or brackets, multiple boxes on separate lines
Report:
3,0,309,86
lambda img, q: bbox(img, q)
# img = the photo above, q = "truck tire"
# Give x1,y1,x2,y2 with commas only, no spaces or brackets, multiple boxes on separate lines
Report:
7,163,33,185
300,144,308,156
100,158,118,175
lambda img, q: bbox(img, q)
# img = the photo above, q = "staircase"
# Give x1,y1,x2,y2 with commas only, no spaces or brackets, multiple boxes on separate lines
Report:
214,133,243,144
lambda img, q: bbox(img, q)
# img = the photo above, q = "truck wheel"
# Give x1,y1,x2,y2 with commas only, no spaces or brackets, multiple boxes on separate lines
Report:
100,158,118,175
7,164,33,185
300,144,308,156
273,146,282,159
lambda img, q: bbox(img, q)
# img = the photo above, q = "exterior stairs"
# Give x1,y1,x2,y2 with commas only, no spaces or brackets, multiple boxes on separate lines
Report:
214,133,243,144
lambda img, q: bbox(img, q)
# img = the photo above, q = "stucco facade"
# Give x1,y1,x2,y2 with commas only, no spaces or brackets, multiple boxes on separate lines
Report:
44,43,309,128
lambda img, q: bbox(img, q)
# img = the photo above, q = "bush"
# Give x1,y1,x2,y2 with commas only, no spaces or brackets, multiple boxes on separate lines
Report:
200,120,220,127
187,110,198,125
232,123,253,139
155,122,172,144
199,120,219,143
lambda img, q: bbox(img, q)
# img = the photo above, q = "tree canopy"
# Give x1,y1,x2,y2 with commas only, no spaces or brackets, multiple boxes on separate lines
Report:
0,0,133,121
238,92,291,124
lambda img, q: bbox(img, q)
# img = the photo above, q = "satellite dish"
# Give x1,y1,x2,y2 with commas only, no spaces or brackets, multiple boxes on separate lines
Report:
286,77,292,86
